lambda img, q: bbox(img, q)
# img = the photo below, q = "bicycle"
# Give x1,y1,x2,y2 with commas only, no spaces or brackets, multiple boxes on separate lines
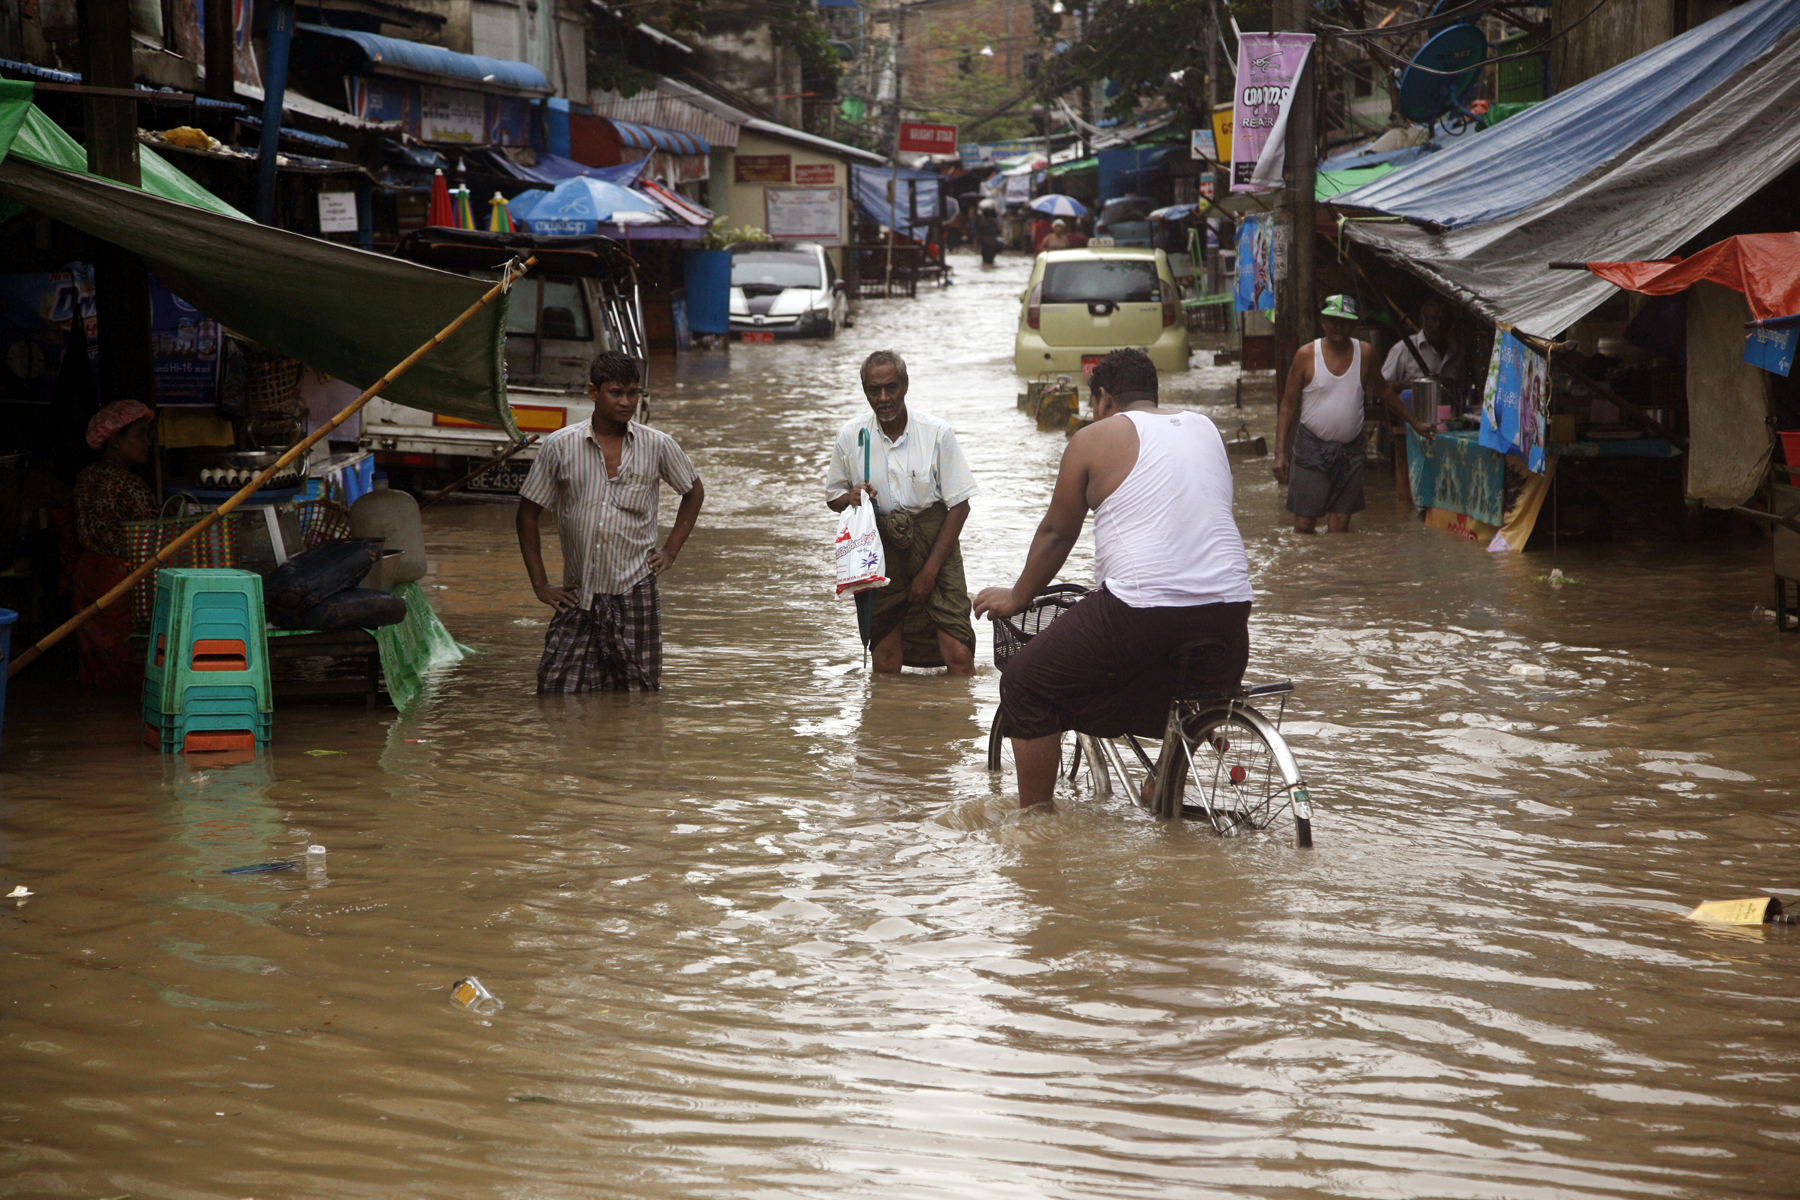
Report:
986,584,1314,847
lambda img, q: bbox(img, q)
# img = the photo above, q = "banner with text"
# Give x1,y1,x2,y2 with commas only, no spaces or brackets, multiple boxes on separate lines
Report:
1231,32,1314,193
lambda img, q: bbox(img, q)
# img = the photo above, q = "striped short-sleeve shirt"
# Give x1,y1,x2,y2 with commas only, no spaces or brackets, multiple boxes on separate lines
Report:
520,420,700,605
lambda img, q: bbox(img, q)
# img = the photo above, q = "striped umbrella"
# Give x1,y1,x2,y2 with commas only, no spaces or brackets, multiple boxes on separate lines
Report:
1028,193,1088,217
453,186,477,230
487,191,516,233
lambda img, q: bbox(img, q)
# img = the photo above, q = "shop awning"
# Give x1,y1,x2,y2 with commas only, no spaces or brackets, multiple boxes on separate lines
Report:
1047,156,1096,176
1333,0,1800,231
1575,234,1800,322
474,147,646,188
0,83,515,435
851,164,940,237
296,24,549,95
607,117,710,156
1335,0,1800,337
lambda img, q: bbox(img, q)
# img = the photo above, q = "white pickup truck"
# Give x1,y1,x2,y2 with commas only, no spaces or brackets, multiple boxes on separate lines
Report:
360,230,647,494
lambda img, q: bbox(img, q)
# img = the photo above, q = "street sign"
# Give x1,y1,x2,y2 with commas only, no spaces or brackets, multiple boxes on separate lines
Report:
897,122,957,156
1190,128,1217,161
1210,104,1233,167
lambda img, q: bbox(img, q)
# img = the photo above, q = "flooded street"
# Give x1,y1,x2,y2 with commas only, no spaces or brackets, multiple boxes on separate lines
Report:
5,251,1800,1199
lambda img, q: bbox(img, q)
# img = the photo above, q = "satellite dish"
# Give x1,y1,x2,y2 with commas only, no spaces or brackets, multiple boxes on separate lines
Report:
1396,25,1489,125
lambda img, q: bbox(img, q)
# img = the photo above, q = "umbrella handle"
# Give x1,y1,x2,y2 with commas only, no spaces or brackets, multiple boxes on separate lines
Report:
858,427,870,487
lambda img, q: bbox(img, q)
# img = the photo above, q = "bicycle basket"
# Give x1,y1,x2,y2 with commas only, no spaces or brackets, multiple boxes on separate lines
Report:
991,584,1088,669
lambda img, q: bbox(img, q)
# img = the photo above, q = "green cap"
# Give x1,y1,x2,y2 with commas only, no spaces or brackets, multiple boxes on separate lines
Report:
1320,294,1359,319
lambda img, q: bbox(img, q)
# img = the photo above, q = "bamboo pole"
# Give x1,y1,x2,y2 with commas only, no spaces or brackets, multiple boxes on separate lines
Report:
8,255,536,679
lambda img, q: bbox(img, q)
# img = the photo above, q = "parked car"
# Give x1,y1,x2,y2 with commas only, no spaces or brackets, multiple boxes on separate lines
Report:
728,242,848,339
1014,246,1190,376
359,228,647,494
1095,196,1158,249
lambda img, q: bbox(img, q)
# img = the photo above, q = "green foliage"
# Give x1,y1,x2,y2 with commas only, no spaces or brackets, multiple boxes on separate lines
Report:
1025,0,1274,123
700,219,769,250
911,20,1036,141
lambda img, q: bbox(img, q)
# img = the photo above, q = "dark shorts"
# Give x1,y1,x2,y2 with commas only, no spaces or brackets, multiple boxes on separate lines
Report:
998,588,1251,740
1287,425,1366,519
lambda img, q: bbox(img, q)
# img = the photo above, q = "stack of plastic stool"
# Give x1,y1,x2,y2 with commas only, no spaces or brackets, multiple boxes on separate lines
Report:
142,569,273,753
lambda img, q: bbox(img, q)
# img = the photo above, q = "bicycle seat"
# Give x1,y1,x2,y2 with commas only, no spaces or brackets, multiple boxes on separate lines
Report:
1171,638,1236,701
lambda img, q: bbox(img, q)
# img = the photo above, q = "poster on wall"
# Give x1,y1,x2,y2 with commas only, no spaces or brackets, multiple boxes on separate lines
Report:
764,187,842,246
486,95,532,147
0,263,97,405
420,86,485,144
1233,214,1275,312
1479,327,1548,473
150,275,223,408
1231,32,1314,192
352,77,418,137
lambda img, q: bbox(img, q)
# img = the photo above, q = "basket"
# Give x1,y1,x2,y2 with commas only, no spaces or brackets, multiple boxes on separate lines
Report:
246,349,304,416
296,497,353,550
123,495,243,631
990,584,1088,669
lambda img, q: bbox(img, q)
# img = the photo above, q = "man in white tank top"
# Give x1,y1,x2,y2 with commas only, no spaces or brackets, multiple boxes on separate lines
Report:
974,349,1254,810
1274,294,1432,533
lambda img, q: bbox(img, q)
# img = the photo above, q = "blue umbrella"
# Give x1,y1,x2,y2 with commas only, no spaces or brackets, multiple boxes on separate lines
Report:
1146,204,1197,221
1029,193,1088,217
508,175,667,234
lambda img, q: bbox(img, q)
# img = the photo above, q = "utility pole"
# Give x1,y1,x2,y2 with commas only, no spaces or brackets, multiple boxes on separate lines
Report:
885,0,903,297
1204,3,1220,297
77,0,154,409
1274,0,1318,397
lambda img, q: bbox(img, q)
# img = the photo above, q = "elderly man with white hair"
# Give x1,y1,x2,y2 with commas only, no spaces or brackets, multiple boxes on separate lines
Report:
826,350,979,675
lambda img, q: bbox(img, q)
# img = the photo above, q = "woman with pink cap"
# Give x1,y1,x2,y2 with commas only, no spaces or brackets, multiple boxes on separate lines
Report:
71,400,157,688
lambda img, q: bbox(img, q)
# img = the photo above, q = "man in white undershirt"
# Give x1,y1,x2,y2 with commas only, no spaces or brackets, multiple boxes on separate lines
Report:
974,349,1253,810
1274,295,1432,534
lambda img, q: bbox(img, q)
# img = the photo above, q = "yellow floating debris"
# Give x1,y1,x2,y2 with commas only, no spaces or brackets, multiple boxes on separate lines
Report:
1686,896,1784,926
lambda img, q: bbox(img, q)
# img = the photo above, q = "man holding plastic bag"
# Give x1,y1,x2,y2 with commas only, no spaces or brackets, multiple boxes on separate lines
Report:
826,350,978,675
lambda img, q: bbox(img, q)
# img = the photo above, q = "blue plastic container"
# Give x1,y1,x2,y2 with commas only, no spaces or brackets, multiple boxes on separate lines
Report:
0,608,15,760
682,248,731,335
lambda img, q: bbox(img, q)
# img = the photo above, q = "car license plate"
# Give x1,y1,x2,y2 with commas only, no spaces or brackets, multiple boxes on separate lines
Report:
741,332,775,344
1081,356,1104,376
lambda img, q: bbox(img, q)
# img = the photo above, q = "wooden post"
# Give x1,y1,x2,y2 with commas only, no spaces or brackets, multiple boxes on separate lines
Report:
1274,0,1318,398
204,0,235,104
79,0,155,409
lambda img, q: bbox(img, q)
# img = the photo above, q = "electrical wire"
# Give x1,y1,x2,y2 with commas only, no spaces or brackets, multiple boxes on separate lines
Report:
1362,0,1613,77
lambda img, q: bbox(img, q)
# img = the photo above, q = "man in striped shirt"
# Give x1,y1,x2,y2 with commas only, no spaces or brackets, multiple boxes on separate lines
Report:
516,352,705,692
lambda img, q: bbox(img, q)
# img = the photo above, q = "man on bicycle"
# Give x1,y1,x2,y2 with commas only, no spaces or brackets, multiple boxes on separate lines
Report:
973,348,1253,810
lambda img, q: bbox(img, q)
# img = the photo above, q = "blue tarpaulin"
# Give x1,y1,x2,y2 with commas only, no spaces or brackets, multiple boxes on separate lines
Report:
850,164,940,237
1332,0,1800,230
1338,0,1800,337
296,24,549,93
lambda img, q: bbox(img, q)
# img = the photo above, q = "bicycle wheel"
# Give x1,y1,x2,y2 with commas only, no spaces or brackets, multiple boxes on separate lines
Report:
1175,705,1302,839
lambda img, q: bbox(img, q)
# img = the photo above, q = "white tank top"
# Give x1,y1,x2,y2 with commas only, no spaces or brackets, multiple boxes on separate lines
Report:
1299,338,1365,443
1093,411,1254,608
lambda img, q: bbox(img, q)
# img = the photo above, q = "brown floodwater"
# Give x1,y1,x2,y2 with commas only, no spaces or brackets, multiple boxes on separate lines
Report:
3,253,1799,1199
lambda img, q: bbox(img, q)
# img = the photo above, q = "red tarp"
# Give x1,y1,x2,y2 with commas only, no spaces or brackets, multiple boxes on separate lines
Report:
1586,233,1800,321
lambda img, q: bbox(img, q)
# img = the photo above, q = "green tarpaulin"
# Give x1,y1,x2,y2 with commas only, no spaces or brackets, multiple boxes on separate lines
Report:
0,80,515,434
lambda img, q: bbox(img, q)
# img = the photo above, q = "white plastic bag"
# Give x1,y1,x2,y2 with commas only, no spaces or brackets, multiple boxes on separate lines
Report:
834,501,888,597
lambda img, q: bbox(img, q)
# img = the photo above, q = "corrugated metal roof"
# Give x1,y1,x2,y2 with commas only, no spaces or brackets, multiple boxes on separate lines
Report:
589,85,742,149
297,24,549,94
